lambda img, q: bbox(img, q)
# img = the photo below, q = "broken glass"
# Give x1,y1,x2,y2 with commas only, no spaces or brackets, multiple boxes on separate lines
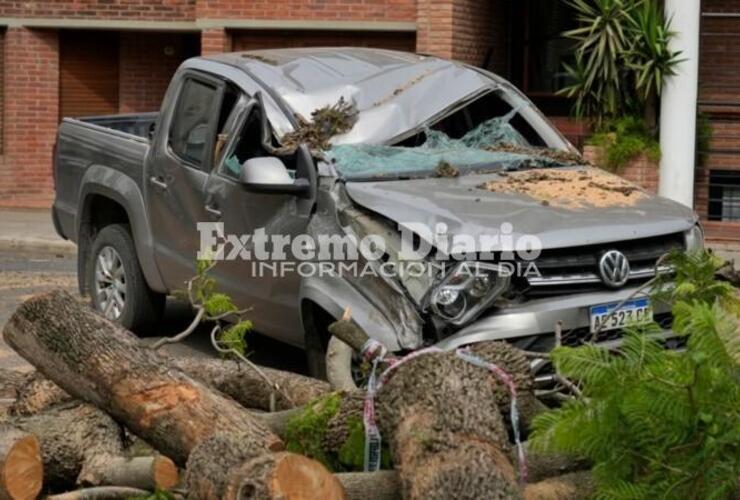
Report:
326,109,577,180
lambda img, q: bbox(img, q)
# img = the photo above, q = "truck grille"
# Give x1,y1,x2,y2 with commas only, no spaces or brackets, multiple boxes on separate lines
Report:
519,232,685,297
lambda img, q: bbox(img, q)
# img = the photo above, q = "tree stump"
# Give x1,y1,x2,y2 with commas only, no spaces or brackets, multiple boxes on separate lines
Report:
0,424,43,500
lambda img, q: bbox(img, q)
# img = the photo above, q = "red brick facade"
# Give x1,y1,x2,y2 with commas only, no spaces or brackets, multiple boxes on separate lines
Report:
0,28,59,207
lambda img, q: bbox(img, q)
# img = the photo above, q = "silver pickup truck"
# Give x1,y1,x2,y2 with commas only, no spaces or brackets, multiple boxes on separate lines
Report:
52,47,702,378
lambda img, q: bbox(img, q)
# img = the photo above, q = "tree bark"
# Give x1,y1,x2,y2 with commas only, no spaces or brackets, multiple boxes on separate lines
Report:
186,432,343,500
3,291,282,466
47,486,152,500
327,316,537,499
10,372,69,416
0,369,26,400
11,402,177,491
522,471,595,500
170,356,330,411
0,424,43,500
336,471,400,500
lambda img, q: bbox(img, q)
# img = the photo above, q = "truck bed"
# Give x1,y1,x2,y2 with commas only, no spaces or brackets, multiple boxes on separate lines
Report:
80,112,158,140
53,114,156,242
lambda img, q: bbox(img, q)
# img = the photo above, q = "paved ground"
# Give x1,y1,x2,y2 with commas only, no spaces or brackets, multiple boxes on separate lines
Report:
0,246,307,375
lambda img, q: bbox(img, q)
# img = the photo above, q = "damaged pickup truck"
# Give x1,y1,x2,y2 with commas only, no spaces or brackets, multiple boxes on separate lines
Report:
52,48,702,381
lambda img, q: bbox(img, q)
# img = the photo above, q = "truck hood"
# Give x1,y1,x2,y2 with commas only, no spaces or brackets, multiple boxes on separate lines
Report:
344,168,697,252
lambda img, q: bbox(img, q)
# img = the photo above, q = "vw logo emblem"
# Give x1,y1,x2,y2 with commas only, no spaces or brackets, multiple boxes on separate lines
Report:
599,250,631,288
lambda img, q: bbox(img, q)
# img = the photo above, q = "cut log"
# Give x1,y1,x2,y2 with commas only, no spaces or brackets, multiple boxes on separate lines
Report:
186,431,342,500
0,424,43,500
326,337,358,392
328,315,531,499
223,452,345,500
336,471,400,500
522,471,595,500
47,486,151,500
170,356,330,411
11,402,177,490
3,291,282,466
10,372,69,416
78,455,178,491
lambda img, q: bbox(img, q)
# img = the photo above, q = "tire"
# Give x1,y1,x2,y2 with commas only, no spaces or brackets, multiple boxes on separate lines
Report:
88,224,165,332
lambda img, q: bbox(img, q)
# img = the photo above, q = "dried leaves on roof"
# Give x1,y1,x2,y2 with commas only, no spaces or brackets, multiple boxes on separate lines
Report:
478,168,647,209
280,98,359,153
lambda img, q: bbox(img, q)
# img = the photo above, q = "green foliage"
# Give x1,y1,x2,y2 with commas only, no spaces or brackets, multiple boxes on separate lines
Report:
653,251,739,311
217,320,253,356
530,250,740,499
337,417,393,471
560,0,682,124
625,0,683,103
203,292,238,316
285,394,392,472
588,115,660,170
177,258,252,356
285,393,343,470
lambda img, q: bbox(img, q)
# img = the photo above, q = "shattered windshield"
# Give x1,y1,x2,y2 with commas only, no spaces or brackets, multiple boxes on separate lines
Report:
325,90,583,181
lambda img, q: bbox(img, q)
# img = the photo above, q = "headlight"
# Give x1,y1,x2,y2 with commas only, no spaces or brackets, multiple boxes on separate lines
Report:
685,224,704,253
429,262,510,325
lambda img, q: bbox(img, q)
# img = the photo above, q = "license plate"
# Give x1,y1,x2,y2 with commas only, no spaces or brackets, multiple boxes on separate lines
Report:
589,298,653,333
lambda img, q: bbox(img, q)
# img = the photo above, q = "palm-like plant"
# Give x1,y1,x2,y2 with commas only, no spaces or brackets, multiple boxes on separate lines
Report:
626,0,684,130
559,0,631,122
559,0,683,129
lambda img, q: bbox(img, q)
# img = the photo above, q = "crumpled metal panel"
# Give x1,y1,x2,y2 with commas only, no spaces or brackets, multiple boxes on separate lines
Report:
206,48,492,145
344,168,698,252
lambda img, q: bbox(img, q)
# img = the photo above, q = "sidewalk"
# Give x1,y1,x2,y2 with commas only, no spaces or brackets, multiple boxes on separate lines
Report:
0,208,76,255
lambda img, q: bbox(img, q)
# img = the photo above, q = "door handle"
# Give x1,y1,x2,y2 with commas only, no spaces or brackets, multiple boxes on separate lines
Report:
149,176,168,189
205,203,222,218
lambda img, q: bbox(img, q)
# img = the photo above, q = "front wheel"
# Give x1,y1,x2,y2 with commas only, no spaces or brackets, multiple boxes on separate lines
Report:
88,224,164,331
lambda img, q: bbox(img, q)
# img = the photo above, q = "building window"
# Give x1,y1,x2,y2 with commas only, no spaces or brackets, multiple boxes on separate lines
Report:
510,0,577,115
709,170,740,221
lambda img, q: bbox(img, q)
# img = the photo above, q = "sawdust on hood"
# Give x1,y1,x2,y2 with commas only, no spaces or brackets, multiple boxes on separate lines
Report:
478,168,648,209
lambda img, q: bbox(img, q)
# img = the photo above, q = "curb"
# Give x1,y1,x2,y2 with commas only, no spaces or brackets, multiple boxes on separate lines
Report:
0,238,76,256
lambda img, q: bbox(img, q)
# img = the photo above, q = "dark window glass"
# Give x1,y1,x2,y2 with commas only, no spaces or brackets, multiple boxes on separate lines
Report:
510,0,577,114
709,170,740,221
170,78,219,168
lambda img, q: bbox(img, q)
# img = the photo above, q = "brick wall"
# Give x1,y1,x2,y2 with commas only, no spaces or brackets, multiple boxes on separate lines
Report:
583,145,659,194
119,33,197,113
0,28,59,208
0,0,196,21
416,0,507,68
196,0,416,22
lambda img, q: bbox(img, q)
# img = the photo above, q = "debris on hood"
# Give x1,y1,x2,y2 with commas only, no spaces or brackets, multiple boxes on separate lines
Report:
435,161,459,178
477,168,648,209
279,98,359,152
487,144,586,166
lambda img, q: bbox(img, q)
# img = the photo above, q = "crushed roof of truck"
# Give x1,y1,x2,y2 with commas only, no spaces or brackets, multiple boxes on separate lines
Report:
205,47,496,145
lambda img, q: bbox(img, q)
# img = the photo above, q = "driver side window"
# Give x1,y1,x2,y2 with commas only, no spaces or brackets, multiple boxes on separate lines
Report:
169,78,220,169
221,106,272,180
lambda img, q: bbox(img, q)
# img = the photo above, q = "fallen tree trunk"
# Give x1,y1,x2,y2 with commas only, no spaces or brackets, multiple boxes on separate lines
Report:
170,356,330,411
11,358,330,416
328,315,524,499
0,424,43,500
336,471,400,500
3,291,282,466
0,369,26,400
186,431,344,499
11,402,177,491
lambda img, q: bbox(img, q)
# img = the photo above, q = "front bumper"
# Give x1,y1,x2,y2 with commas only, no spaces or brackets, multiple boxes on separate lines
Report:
435,284,672,350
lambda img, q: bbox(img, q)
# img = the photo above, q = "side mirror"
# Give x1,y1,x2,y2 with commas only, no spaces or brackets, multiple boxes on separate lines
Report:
239,157,310,196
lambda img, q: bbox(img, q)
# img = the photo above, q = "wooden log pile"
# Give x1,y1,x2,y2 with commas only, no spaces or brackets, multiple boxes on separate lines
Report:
0,291,590,499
